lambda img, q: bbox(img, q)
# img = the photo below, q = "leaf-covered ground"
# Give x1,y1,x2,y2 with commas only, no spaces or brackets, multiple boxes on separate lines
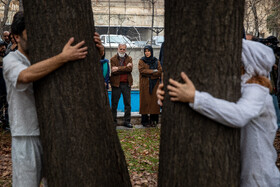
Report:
0,130,12,187
1,128,280,187
0,127,160,187
118,127,160,187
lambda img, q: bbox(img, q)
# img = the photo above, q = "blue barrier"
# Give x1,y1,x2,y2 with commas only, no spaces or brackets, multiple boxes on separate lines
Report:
108,90,140,112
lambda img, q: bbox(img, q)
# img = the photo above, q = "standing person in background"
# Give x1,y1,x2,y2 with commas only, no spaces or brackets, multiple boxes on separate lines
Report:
0,41,6,57
100,58,110,89
0,41,8,130
3,31,11,48
110,44,133,128
139,46,162,127
6,33,18,55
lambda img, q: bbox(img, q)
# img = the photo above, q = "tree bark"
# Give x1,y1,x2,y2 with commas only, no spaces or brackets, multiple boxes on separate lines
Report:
159,0,244,186
23,1,131,186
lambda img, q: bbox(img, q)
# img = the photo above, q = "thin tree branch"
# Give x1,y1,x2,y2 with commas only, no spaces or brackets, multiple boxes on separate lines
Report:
1,0,6,5
1,0,12,26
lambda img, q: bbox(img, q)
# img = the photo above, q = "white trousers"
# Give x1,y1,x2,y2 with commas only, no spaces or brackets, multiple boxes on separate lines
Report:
12,136,43,187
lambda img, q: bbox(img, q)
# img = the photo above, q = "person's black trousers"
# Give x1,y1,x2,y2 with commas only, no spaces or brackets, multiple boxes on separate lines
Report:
111,83,131,125
141,114,159,125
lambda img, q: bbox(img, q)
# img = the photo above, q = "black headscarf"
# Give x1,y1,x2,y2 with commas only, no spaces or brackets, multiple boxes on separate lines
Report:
141,45,159,94
141,45,158,68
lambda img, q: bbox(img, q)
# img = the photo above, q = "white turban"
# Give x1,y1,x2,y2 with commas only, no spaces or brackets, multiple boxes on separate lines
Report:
242,39,275,77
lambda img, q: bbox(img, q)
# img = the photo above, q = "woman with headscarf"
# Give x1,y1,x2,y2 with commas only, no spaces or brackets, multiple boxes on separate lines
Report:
157,39,280,186
139,45,162,127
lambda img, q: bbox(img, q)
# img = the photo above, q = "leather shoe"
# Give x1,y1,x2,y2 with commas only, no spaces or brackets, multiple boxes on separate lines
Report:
142,123,151,127
151,121,157,127
124,123,133,128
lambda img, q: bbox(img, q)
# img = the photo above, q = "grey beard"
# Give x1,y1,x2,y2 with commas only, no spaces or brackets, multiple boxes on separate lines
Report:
118,52,125,58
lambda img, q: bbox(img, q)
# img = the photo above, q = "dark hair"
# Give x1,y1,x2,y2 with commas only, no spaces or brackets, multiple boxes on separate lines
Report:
11,11,25,36
0,41,5,46
9,33,13,40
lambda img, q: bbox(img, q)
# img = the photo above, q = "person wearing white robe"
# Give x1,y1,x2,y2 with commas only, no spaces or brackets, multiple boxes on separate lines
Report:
157,39,280,187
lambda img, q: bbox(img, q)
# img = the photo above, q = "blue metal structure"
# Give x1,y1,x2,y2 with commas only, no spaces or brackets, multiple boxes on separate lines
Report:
108,90,140,112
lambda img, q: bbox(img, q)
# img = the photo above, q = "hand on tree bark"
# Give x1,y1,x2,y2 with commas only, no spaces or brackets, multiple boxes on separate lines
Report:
60,37,88,62
167,72,196,103
156,82,164,106
94,32,105,57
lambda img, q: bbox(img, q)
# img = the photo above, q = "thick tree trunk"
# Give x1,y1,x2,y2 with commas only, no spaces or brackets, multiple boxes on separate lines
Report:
23,1,131,186
159,0,244,186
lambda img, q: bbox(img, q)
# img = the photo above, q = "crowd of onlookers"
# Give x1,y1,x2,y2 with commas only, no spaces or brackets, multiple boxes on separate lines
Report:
0,27,165,131
102,43,164,128
0,30,18,131
2,31,280,131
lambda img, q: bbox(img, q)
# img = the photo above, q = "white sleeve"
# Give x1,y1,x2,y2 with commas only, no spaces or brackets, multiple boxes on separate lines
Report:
189,84,267,128
3,54,30,91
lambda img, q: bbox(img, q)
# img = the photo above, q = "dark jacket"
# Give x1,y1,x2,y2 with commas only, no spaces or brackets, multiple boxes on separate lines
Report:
110,54,133,87
0,67,6,96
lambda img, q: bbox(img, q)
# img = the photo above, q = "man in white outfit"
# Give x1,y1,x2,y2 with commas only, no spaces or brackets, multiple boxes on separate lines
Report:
4,12,103,187
157,39,280,187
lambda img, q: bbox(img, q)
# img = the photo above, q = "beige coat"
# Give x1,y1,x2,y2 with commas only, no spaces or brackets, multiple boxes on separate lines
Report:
138,59,162,114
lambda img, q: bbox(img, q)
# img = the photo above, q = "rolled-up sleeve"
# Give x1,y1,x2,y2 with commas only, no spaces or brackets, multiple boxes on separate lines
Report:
189,84,268,128
3,55,30,91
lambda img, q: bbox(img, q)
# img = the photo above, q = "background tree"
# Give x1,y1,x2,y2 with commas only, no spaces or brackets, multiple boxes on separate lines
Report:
244,0,273,37
267,0,280,38
23,0,131,186
0,0,12,36
158,0,244,186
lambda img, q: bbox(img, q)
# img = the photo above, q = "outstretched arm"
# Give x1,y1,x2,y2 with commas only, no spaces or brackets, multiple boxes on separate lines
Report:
18,37,88,83
167,72,267,128
188,86,266,128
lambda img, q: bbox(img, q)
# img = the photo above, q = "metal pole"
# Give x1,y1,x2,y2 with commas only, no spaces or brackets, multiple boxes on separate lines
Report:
151,0,155,45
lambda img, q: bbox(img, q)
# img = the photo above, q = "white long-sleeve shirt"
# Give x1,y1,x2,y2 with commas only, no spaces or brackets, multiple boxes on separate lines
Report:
190,83,280,187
